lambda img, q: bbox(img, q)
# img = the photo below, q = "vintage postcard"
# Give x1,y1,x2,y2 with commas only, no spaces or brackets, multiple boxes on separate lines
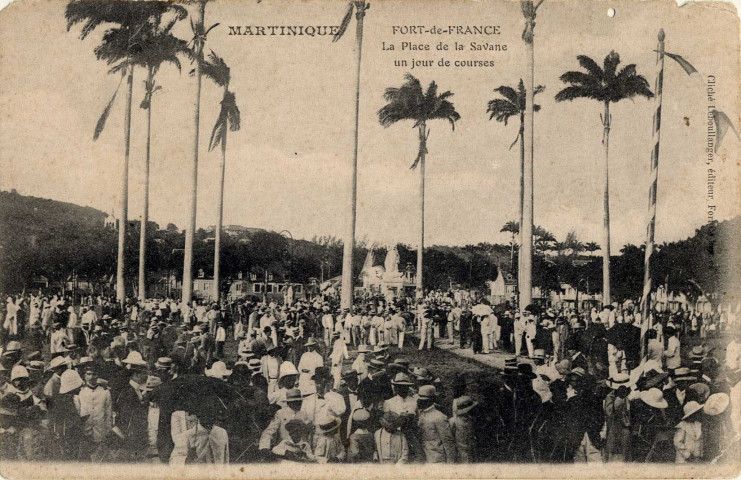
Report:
0,0,739,478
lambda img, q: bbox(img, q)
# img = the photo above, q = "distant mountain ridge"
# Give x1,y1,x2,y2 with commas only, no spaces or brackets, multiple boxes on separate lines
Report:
0,190,108,235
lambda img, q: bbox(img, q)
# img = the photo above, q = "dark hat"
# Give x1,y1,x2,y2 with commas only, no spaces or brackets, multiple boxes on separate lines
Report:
312,366,332,382
517,363,537,379
286,388,303,403
285,418,307,436
0,393,20,417
379,411,402,430
642,370,670,390
368,359,386,371
503,357,518,374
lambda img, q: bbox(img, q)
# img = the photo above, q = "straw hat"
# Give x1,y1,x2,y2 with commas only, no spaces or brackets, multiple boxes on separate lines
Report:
391,372,414,386
356,344,370,354
122,351,147,368
606,372,632,390
455,395,479,415
530,349,546,360
205,361,232,378
352,408,371,424
59,369,84,394
681,401,704,420
10,365,29,381
703,392,730,416
417,385,437,400
155,357,173,369
304,338,317,348
47,356,68,372
411,367,432,381
27,361,45,372
373,344,389,354
317,415,341,434
639,388,668,409
279,361,299,379
672,367,696,383
286,388,303,403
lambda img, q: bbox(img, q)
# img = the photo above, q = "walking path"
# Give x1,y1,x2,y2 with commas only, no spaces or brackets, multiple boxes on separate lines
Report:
409,334,535,370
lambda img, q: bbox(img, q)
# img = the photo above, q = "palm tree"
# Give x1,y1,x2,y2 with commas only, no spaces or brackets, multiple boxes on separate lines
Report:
202,52,241,303
500,220,519,269
520,0,545,310
333,0,370,310
556,51,653,304
66,0,184,306
378,74,460,298
182,0,219,305
136,14,188,301
552,241,567,256
584,241,601,255
564,230,585,257
487,81,543,251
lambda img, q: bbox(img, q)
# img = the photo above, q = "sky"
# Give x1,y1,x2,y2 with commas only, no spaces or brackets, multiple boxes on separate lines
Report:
0,0,739,250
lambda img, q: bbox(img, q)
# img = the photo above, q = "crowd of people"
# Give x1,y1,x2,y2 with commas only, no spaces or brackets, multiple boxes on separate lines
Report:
0,289,739,465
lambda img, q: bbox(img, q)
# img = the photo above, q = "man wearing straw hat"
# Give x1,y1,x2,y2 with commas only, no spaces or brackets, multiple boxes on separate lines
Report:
297,337,323,391
417,384,456,463
259,388,309,451
383,372,417,417
112,350,150,461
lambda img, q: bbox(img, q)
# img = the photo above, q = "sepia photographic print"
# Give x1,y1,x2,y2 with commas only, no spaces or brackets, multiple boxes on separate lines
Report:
0,0,740,478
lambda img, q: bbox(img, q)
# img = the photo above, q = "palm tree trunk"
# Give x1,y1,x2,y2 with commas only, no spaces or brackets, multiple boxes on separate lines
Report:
518,117,524,280
340,6,365,311
417,122,426,298
602,101,612,306
117,63,133,307
214,100,227,305
138,86,152,301
521,34,535,310
182,0,205,305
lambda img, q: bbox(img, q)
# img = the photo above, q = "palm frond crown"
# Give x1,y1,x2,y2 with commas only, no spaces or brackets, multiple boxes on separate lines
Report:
555,51,653,104
378,73,460,130
487,79,544,125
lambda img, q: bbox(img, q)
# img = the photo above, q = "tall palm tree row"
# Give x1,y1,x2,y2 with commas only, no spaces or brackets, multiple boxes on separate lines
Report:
556,51,653,305
333,0,370,310
136,12,188,300
378,74,460,298
202,52,241,302
66,0,185,306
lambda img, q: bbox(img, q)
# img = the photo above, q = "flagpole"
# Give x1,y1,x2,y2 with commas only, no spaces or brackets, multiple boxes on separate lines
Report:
641,29,665,356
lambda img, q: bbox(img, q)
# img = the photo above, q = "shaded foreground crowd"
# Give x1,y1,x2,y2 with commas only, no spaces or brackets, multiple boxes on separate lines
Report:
0,291,739,464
